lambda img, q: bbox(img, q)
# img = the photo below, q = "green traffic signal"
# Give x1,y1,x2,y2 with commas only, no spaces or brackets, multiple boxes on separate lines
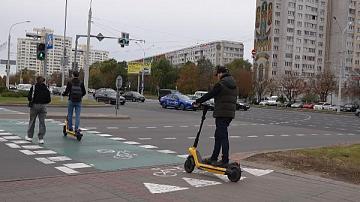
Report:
37,43,46,60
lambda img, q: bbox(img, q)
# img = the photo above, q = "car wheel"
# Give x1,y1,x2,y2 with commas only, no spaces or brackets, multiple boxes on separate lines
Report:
121,101,125,105
162,102,167,109
243,108,247,111
132,98,136,102
180,104,185,111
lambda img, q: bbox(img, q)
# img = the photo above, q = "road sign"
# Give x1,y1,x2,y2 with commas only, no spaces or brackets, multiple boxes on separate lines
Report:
46,34,54,49
116,75,123,89
251,49,257,56
96,33,104,42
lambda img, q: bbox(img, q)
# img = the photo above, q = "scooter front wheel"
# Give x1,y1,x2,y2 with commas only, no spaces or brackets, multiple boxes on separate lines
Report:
227,163,242,182
63,125,67,136
184,156,195,173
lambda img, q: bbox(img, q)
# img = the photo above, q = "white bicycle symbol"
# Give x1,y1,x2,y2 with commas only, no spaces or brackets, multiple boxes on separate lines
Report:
96,149,137,160
151,166,184,177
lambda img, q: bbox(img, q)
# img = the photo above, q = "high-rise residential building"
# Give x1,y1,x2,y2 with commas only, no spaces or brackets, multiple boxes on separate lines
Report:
17,28,72,76
70,44,109,71
17,27,109,77
131,40,244,67
253,0,328,81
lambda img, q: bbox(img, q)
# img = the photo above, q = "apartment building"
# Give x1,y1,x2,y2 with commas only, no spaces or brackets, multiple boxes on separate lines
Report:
131,40,244,67
253,0,328,81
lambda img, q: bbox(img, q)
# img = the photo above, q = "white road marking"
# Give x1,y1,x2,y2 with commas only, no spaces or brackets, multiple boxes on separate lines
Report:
35,158,55,164
163,137,176,140
5,143,21,149
157,150,177,154
163,126,174,128
146,127,157,129
264,135,274,137
187,137,195,139
347,133,355,136
0,133,12,136
97,134,112,137
107,127,119,129
87,131,100,134
19,150,35,155
0,137,7,142
247,136,258,138
33,150,57,155
139,145,158,149
11,140,31,144
79,128,89,131
55,166,79,174
144,183,188,194
109,137,126,141
177,154,189,158
123,141,141,145
182,177,221,188
22,145,43,149
138,137,152,140
229,136,241,138
280,134,289,137
48,156,72,162
85,127,97,130
2,136,21,140
311,134,319,136
128,127,139,129
295,134,305,136
242,167,273,176
64,163,92,169
0,130,4,132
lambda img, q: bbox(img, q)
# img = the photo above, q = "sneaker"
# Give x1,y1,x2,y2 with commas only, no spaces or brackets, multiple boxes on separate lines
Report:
214,160,229,168
25,136,32,142
38,139,44,144
203,157,217,165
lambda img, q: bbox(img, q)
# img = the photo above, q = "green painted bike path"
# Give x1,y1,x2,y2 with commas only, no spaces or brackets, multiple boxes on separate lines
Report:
0,120,183,171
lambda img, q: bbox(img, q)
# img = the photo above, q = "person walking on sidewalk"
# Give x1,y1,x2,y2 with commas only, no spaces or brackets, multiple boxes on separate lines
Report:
193,65,238,167
62,71,86,132
26,76,51,144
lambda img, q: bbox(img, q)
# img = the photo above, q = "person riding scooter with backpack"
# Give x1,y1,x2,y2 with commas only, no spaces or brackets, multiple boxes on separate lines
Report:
62,71,86,133
193,65,238,167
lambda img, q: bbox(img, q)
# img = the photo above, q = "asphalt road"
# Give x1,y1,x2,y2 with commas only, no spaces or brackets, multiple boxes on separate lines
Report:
1,102,360,201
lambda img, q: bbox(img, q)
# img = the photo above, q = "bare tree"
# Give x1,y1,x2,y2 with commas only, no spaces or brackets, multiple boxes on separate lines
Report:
279,72,304,103
312,70,336,102
266,79,278,96
253,79,269,102
343,77,360,102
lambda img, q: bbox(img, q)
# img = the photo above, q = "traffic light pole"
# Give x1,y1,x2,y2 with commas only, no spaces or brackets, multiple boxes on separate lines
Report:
43,33,48,80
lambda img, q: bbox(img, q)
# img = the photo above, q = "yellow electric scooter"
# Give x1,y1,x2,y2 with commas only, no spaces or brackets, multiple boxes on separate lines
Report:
184,105,242,182
62,116,83,141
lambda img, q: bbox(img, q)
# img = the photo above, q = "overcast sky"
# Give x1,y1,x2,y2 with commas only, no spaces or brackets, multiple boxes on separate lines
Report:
0,0,256,76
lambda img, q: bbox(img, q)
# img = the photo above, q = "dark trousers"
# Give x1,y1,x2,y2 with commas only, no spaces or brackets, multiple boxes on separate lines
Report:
211,117,232,163
27,104,47,139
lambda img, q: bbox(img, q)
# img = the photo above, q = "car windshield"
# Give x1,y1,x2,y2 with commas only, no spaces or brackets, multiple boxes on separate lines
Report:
132,92,142,96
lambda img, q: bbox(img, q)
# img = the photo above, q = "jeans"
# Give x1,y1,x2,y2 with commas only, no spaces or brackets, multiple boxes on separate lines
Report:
27,104,47,139
67,100,82,131
210,117,233,163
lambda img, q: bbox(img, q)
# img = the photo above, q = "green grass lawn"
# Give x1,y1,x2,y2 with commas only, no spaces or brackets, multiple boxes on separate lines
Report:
246,144,360,184
0,96,103,106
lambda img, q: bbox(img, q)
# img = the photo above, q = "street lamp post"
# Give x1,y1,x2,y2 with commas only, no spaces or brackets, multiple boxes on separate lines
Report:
135,41,146,95
6,20,30,89
62,0,68,88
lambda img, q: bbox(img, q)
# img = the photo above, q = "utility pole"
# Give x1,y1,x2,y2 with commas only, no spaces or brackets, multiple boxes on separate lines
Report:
84,0,93,98
62,0,68,88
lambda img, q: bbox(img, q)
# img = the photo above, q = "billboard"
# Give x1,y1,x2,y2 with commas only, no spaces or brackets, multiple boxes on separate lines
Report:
127,62,151,74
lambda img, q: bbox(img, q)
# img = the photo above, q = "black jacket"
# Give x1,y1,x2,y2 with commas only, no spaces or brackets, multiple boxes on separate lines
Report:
62,78,86,100
196,73,238,118
28,83,51,104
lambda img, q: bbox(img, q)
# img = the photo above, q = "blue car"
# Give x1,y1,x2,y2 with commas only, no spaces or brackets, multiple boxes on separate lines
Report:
160,93,197,111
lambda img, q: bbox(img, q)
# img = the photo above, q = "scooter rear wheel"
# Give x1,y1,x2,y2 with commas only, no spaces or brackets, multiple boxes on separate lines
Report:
184,156,195,173
227,163,241,182
76,133,83,141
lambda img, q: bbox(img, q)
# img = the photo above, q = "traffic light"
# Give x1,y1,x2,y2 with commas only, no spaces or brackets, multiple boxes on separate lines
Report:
119,32,129,47
36,43,46,60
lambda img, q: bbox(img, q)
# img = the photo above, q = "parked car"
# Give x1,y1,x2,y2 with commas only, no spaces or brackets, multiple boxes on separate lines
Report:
88,88,95,94
259,100,268,106
159,93,197,111
267,96,279,106
17,84,32,92
343,104,359,112
94,88,125,105
291,102,303,108
123,91,145,102
158,89,179,101
236,100,250,111
303,103,315,109
52,86,66,95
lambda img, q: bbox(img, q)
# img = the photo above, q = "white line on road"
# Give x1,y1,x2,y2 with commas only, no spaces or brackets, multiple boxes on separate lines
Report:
64,163,92,169
247,136,258,138
22,145,43,149
229,136,241,138
187,137,195,139
5,143,21,148
11,140,30,144
107,127,119,129
295,134,305,136
55,166,79,174
48,156,72,162
139,145,158,149
128,127,139,129
123,141,141,145
157,150,177,154
97,134,112,137
138,137,152,140
2,136,21,140
109,137,126,141
177,154,189,158
163,126,174,128
33,150,57,155
146,127,157,129
163,137,176,140
280,134,289,137
0,137,8,142
311,134,319,136
19,150,35,155
35,158,55,164
87,131,101,134
264,135,275,137
0,133,12,136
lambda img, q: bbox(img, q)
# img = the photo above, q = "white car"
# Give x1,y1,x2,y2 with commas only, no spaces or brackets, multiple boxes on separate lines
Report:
314,102,331,110
259,100,268,106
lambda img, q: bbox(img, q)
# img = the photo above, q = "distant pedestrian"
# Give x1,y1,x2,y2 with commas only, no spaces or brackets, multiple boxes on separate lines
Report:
26,76,51,144
62,71,86,132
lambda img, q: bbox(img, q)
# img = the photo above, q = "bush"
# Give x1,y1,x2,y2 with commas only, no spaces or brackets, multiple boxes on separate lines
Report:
0,86,8,94
1,90,28,97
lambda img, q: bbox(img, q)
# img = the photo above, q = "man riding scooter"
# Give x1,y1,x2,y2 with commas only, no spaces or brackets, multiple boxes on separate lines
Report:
193,65,238,167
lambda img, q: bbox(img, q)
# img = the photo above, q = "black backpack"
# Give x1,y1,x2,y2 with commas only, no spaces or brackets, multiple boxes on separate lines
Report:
70,81,83,102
